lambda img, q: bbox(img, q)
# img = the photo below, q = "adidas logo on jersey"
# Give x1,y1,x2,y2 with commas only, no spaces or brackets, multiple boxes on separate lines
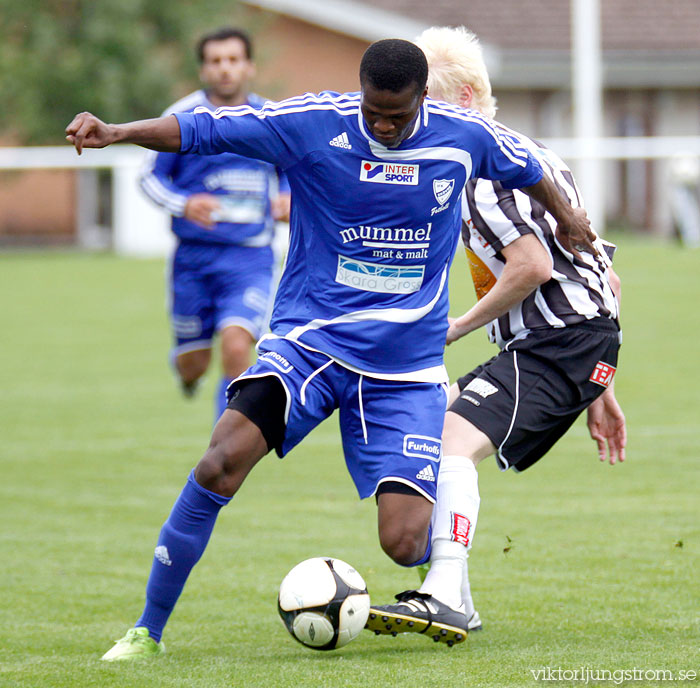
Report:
329,132,352,149
415,464,436,482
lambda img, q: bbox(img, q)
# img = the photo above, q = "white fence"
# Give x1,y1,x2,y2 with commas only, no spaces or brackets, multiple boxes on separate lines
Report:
0,145,172,256
2,137,700,255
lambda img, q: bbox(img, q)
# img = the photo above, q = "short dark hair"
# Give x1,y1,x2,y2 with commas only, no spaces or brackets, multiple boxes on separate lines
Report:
196,27,253,63
359,39,428,94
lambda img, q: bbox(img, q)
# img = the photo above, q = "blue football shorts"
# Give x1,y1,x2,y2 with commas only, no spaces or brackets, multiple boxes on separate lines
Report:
169,242,276,355
228,338,449,502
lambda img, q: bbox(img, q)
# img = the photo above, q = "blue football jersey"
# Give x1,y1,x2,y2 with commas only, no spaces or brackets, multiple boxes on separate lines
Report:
175,92,543,379
140,90,288,246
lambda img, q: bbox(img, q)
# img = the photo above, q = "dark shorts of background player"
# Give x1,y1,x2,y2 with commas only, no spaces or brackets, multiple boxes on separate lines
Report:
450,317,620,472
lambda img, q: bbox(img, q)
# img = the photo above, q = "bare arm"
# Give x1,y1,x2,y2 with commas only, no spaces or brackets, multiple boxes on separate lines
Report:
447,233,552,344
522,174,598,257
65,112,181,155
608,267,622,305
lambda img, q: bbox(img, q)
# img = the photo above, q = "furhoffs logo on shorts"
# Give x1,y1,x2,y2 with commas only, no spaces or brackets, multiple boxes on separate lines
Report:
403,434,442,462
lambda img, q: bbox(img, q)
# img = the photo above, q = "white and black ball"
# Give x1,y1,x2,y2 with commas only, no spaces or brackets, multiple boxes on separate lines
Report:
278,557,370,650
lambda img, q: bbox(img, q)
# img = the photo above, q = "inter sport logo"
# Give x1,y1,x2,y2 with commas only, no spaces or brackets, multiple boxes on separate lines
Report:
360,161,419,185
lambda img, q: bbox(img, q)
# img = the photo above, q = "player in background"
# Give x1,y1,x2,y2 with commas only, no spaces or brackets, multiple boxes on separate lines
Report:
66,38,600,660
366,26,626,643
140,27,291,420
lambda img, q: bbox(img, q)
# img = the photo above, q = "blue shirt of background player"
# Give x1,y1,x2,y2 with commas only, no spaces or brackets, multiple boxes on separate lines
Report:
140,91,289,247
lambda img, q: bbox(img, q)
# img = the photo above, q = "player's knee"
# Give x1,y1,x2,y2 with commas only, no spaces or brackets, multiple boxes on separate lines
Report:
221,345,251,377
177,350,210,383
221,327,254,375
379,528,427,567
195,441,246,497
194,412,267,497
195,445,230,493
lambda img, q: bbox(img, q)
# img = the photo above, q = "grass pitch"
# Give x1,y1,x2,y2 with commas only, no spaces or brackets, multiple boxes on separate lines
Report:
0,237,698,687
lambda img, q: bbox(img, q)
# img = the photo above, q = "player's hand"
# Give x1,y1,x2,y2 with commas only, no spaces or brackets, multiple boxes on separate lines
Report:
184,194,222,229
556,207,598,259
587,387,626,465
271,193,291,222
65,112,116,155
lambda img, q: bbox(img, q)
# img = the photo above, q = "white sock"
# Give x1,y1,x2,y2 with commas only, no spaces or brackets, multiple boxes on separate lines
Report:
462,558,476,618
419,455,480,611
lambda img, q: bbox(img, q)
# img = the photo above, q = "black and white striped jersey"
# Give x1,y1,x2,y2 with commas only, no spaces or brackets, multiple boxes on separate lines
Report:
461,122,620,349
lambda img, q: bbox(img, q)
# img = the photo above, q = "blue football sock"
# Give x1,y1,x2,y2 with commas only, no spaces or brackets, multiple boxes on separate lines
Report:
216,377,235,422
136,470,231,642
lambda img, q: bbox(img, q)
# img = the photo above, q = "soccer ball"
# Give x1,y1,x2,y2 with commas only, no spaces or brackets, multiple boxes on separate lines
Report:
278,557,370,650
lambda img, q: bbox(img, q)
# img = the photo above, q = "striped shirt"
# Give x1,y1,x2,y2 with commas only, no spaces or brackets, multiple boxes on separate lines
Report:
461,122,619,349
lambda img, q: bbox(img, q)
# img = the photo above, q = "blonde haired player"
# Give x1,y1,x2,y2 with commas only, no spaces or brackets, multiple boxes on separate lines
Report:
366,26,626,644
418,25,497,119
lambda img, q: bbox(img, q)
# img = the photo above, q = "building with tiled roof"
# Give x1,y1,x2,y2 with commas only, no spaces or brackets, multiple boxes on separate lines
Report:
241,0,700,235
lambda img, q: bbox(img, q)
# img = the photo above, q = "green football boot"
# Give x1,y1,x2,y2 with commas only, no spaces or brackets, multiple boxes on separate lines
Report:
101,627,165,661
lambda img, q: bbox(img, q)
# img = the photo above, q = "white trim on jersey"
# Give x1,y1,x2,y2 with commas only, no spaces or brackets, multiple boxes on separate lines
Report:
201,92,360,121
265,91,360,110
139,160,188,216
257,336,449,384
283,262,448,340
356,97,526,173
426,102,530,168
323,351,448,384
356,99,429,150
161,90,209,117
367,141,475,178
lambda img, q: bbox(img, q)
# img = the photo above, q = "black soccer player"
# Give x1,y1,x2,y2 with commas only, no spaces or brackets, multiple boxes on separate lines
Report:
66,38,599,659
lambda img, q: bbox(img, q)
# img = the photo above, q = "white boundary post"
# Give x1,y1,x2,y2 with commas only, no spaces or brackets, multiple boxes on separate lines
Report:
111,159,173,257
572,0,604,233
